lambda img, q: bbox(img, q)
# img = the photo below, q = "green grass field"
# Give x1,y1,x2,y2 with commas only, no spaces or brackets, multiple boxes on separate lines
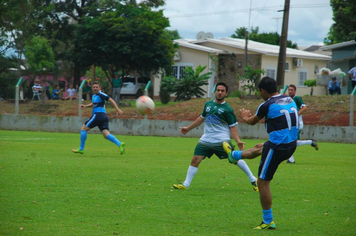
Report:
0,130,355,236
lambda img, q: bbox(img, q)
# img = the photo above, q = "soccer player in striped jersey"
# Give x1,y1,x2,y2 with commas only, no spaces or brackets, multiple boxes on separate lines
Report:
223,77,298,230
173,82,259,192
72,81,125,155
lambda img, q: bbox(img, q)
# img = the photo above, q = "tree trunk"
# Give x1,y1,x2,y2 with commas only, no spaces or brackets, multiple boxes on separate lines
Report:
73,62,81,86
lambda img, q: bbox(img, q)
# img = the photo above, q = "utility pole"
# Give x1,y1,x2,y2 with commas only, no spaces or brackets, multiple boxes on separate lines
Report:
244,0,252,67
276,0,290,87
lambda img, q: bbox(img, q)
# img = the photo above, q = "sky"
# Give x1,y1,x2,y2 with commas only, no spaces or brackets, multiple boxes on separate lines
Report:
159,0,334,47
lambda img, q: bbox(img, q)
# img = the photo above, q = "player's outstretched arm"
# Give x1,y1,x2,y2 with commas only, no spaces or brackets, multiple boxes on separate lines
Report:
180,116,204,135
80,103,93,109
240,108,260,125
109,98,123,115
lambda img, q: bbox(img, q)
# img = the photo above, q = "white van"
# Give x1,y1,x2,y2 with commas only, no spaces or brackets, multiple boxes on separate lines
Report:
120,76,151,98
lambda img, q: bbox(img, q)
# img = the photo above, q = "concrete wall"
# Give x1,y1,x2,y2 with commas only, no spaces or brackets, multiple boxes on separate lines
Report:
1,114,355,143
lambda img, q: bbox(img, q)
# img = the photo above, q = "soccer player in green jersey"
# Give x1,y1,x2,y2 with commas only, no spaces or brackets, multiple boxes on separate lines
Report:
287,85,318,163
173,82,258,191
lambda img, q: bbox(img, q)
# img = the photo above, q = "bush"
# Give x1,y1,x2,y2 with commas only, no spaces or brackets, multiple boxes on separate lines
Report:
236,65,265,95
159,75,176,104
0,71,19,99
159,90,170,104
174,65,211,101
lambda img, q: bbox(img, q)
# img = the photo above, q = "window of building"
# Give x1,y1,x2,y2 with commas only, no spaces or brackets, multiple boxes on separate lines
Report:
298,68,308,87
314,65,319,74
172,63,193,79
285,62,290,71
265,66,277,80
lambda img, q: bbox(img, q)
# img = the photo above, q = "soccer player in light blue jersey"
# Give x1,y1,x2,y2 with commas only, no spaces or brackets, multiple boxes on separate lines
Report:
173,82,259,192
72,81,125,155
223,77,298,230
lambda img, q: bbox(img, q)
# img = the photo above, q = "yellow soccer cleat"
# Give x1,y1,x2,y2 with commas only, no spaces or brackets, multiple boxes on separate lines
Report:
172,184,187,190
251,181,259,192
223,141,237,164
253,221,276,230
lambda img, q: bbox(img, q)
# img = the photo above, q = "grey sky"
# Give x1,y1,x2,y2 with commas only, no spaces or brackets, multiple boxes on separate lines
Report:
160,0,333,47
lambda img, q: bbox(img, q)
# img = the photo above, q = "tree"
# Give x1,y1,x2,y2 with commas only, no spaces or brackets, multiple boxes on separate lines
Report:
73,4,175,87
236,65,265,95
37,0,166,85
303,79,316,95
324,0,356,45
24,36,54,76
164,29,181,41
0,51,18,99
231,26,297,49
0,0,42,74
174,65,211,101
24,36,54,102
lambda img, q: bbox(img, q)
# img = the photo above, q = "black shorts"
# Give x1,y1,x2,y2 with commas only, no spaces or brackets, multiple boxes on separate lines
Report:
84,113,109,131
258,141,296,181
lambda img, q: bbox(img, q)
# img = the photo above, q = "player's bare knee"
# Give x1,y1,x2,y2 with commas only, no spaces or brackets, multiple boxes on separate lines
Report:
190,156,203,167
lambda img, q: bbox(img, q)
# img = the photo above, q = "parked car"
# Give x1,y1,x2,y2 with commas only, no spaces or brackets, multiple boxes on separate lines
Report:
120,76,150,98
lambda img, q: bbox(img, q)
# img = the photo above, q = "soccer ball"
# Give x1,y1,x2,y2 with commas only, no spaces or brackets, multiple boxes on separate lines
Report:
136,95,155,115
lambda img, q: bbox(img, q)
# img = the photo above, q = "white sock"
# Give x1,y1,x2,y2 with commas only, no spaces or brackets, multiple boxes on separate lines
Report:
297,140,312,146
236,160,256,183
289,155,295,162
183,166,198,188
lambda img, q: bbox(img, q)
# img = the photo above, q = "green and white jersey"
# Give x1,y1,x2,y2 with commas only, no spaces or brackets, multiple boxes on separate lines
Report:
199,100,238,145
292,95,305,112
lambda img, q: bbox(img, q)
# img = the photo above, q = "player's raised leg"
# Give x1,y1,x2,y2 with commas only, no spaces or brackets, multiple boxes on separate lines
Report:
102,129,125,155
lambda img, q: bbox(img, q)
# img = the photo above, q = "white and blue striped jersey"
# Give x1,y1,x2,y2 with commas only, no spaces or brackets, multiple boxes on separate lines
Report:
92,91,110,114
256,94,298,147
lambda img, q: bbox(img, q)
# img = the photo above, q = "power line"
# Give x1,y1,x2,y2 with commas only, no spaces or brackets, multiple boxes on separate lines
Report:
166,3,329,18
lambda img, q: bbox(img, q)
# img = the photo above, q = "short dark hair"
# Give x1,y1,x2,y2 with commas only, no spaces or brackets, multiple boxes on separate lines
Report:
92,81,100,86
215,81,229,92
288,84,297,90
258,76,277,94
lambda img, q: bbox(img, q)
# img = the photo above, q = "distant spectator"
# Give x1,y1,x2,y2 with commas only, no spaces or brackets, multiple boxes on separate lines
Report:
112,71,122,105
52,85,63,100
32,79,42,100
32,79,43,94
64,84,78,100
45,86,51,100
348,61,356,89
328,77,341,95
82,83,92,100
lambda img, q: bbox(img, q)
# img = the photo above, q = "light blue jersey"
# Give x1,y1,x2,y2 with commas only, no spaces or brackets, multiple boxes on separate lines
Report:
256,95,298,148
92,91,110,114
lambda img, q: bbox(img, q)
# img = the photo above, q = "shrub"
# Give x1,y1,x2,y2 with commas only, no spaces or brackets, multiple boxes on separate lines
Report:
236,65,265,95
159,75,176,104
174,65,211,101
